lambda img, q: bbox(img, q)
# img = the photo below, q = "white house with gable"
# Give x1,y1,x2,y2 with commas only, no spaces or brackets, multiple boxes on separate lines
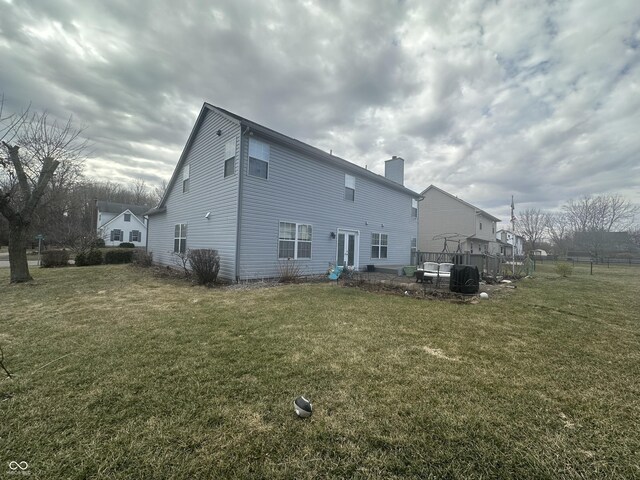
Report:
96,201,148,246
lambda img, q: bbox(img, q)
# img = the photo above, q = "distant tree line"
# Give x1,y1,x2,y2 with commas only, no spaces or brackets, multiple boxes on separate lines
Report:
516,194,639,259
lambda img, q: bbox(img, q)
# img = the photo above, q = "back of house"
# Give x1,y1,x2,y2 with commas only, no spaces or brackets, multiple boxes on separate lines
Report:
146,103,421,281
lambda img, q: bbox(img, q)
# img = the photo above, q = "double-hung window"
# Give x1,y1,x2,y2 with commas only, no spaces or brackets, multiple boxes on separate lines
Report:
174,224,187,253
411,199,418,218
130,230,141,242
371,233,388,259
411,237,417,252
278,222,312,259
182,165,190,193
111,229,123,242
249,139,269,179
345,174,355,201
224,138,236,177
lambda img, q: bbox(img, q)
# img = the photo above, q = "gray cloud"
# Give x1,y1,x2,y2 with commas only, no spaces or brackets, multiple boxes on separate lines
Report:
0,0,638,223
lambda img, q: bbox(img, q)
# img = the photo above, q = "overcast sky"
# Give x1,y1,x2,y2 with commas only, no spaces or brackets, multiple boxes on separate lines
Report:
1,0,638,224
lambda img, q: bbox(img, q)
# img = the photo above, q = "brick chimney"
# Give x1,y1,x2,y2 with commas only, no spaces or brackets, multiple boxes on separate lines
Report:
384,156,404,185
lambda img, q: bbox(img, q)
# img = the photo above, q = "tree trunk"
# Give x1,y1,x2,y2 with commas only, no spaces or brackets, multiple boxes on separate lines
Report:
8,222,32,283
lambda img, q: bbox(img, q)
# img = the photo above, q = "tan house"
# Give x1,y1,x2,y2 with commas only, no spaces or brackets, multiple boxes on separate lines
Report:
418,185,501,255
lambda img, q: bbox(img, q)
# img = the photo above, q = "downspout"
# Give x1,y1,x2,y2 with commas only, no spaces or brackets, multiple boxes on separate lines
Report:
416,195,425,265
235,126,250,282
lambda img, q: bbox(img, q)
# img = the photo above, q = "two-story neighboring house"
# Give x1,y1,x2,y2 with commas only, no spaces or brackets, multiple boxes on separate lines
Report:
417,185,501,255
146,103,421,282
96,201,148,246
496,229,525,256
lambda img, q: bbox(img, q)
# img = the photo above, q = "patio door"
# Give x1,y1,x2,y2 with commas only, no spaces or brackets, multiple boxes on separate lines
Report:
337,230,359,269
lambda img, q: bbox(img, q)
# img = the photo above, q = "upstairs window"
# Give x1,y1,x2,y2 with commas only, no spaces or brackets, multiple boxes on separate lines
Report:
124,213,131,222
249,139,269,179
182,165,190,193
371,233,388,259
492,223,495,234
130,230,141,242
278,222,312,259
174,224,187,253
479,222,483,230
110,229,123,242
224,138,236,177
345,174,355,201
411,199,418,218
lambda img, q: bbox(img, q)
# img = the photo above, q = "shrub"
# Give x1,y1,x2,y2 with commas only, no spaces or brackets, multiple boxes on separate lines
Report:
119,242,135,248
104,249,134,264
132,250,153,267
75,249,103,266
277,258,302,283
187,249,220,285
556,262,573,277
41,250,70,268
92,238,106,248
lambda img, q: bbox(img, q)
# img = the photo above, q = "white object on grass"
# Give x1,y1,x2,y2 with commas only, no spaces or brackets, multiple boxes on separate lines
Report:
294,396,312,418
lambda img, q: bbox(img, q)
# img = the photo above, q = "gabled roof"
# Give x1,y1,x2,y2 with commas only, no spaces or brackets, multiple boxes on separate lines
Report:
421,185,501,222
97,201,148,217
150,102,421,214
99,209,146,230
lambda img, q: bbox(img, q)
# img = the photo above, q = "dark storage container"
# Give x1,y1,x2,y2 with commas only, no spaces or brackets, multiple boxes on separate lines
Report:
449,265,480,294
366,264,375,272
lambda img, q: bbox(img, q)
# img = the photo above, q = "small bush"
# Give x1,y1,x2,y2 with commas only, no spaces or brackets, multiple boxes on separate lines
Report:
104,249,134,264
277,258,302,283
132,250,153,267
75,249,103,266
92,238,106,248
556,262,573,277
188,249,220,285
41,250,70,268
119,242,135,248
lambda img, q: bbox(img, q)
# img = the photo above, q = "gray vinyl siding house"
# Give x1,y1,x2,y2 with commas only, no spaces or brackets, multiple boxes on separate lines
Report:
147,103,420,281
418,185,501,255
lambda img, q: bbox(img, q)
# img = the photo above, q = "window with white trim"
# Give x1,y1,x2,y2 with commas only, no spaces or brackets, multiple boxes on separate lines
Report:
411,237,417,252
124,213,131,222
111,229,123,242
174,224,187,253
278,222,312,259
182,165,190,193
479,222,483,230
130,230,141,242
249,139,269,179
411,199,418,218
224,138,236,177
371,233,388,259
345,174,355,201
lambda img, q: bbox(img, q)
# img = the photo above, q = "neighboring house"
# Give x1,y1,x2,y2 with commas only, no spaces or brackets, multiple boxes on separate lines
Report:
96,201,148,246
146,103,421,281
532,249,548,256
496,229,525,256
496,239,513,257
417,185,501,255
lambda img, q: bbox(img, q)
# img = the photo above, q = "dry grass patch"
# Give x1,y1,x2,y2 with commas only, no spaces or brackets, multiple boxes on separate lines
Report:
0,263,639,478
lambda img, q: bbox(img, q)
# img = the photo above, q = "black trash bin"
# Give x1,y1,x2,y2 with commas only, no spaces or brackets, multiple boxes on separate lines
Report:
449,265,480,294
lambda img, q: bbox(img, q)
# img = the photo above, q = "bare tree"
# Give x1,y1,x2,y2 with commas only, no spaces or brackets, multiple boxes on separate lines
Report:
564,195,638,233
152,179,168,207
0,103,88,283
560,195,638,258
131,178,149,205
516,208,549,252
547,212,572,255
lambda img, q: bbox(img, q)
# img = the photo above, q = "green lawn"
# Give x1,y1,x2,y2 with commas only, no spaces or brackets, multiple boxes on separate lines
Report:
1,263,639,479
